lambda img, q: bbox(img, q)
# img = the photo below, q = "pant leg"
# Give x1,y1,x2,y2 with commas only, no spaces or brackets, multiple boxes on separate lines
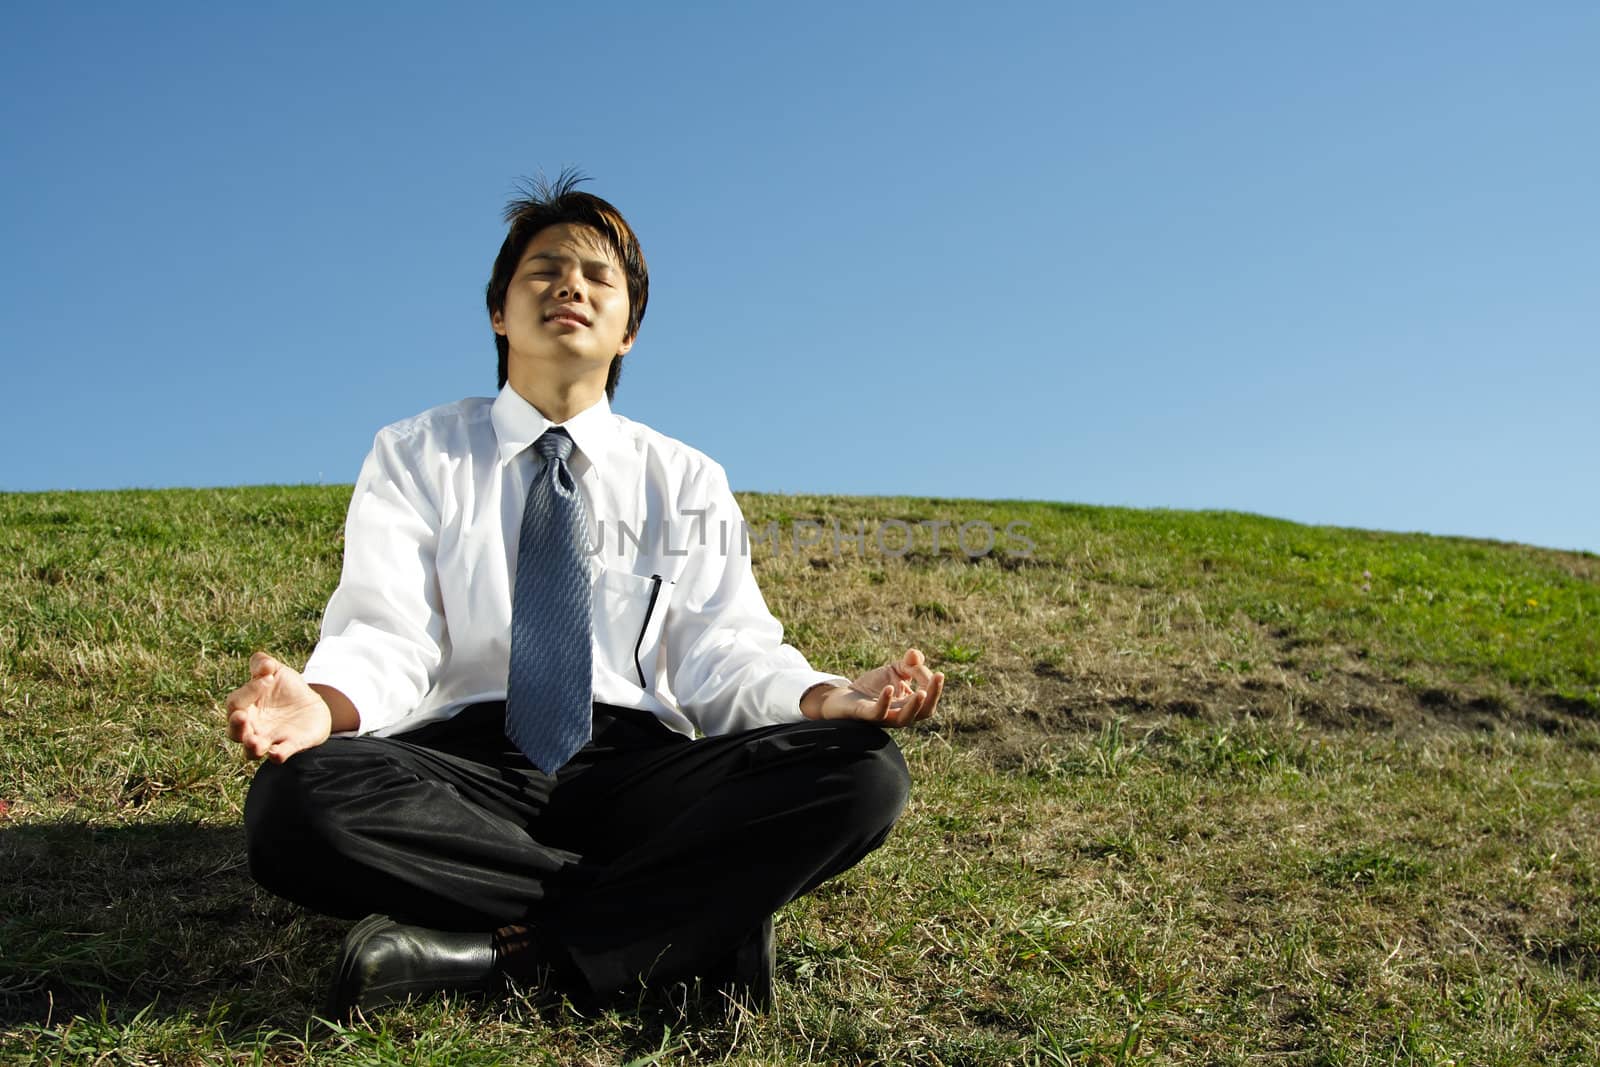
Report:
530,714,912,995
244,704,577,930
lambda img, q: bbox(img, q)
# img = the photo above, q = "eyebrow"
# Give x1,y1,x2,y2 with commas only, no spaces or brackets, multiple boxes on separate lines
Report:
523,251,617,272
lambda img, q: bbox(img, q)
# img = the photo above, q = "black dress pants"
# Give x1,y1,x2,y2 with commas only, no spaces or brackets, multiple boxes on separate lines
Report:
244,702,910,998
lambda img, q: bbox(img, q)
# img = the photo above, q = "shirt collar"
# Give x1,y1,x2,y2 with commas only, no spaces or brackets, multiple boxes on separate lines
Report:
492,386,619,475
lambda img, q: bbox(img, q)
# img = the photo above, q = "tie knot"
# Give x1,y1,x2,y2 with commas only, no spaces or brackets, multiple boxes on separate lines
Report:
534,428,574,463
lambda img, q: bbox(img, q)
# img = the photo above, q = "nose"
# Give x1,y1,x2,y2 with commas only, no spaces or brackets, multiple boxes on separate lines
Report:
554,265,586,301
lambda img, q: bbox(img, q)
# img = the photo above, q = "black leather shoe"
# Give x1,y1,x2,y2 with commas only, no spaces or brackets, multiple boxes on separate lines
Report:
327,914,499,1020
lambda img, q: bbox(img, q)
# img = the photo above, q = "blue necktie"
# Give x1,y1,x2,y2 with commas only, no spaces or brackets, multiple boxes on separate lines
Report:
506,428,593,773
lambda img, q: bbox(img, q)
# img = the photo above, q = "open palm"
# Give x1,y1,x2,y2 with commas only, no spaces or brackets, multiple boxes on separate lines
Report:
811,648,943,728
225,652,333,762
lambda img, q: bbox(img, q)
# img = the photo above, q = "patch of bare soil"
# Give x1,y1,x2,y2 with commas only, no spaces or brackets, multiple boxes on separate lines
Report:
943,626,1596,767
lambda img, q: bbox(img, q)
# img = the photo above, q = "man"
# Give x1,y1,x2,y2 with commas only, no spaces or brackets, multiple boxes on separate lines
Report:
225,173,942,1019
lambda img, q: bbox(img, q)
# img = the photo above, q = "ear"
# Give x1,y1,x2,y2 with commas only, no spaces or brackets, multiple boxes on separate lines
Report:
617,333,635,356
491,310,506,336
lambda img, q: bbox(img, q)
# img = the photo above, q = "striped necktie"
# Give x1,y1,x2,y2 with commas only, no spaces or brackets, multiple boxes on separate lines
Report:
505,427,593,773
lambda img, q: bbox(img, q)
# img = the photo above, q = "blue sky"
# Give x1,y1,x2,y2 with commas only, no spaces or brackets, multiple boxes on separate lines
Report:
3,2,1596,553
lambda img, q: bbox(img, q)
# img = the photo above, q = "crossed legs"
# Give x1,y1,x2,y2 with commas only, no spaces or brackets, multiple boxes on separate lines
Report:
244,702,910,1003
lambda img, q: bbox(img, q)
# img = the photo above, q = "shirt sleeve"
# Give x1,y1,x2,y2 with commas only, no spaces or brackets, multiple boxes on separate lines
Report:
302,427,446,736
662,461,849,735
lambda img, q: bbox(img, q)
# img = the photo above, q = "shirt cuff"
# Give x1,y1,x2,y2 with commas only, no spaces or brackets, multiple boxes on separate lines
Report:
302,639,397,737
772,668,852,721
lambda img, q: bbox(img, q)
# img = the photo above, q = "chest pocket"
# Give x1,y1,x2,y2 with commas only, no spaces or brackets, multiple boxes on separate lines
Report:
592,567,673,688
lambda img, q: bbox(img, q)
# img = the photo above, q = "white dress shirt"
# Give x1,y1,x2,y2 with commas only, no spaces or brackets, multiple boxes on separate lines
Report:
302,387,848,740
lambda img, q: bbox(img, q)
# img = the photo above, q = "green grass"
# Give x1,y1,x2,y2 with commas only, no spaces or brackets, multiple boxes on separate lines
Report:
2,487,1598,1064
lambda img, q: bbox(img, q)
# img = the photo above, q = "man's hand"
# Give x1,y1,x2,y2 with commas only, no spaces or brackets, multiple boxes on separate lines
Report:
801,648,943,728
225,652,339,763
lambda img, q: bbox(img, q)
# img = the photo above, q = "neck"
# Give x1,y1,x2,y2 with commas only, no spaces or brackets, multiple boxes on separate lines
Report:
507,371,606,425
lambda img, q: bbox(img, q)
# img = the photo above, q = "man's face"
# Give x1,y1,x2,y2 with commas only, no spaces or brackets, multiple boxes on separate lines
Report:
492,222,634,387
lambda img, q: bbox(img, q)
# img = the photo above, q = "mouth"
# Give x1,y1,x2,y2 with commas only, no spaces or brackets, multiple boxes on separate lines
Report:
544,308,591,327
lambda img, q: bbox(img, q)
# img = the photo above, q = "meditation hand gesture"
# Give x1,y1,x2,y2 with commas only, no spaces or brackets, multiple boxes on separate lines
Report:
225,652,335,763
801,648,943,728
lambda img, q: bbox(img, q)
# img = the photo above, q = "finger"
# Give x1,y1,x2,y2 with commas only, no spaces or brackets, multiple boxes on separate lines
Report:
224,677,265,714
266,737,302,764
912,673,942,721
874,685,893,721
235,709,276,759
227,707,252,743
916,672,944,721
876,684,915,726
242,728,271,760
887,689,920,727
898,648,936,689
887,679,938,727
904,687,930,725
249,651,282,679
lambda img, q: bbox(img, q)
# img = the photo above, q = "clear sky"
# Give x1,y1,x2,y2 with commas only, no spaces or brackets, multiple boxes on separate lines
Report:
3,2,1596,553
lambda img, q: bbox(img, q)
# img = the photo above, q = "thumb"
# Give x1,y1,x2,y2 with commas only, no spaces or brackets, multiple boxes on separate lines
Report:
249,651,283,678
266,736,305,764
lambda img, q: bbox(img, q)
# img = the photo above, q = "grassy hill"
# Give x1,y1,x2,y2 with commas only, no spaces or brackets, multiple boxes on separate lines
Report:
1,486,1596,1064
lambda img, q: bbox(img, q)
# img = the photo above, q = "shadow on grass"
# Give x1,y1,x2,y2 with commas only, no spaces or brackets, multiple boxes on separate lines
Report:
0,823,728,1056
0,820,339,1033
